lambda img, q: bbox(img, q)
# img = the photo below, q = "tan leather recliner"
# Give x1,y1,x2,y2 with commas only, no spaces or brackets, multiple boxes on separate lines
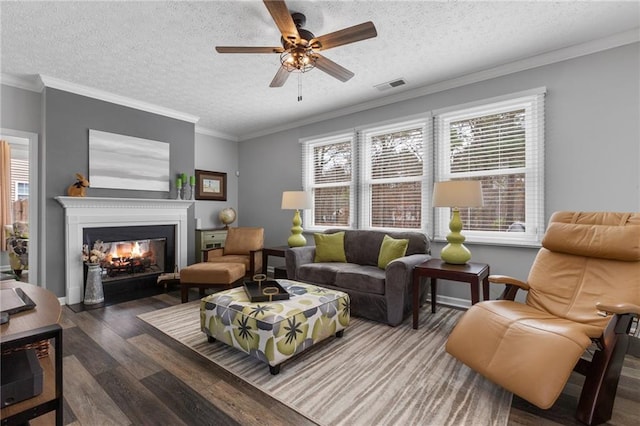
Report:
446,211,640,425
204,227,264,277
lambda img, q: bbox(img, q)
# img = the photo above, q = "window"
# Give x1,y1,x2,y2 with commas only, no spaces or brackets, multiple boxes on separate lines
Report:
10,157,29,201
15,181,29,200
302,118,429,231
434,89,545,245
301,89,544,246
360,119,429,230
302,133,354,229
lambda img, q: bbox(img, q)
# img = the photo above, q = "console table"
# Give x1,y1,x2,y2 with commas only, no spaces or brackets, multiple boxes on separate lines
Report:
412,259,490,329
1,280,63,425
195,228,228,262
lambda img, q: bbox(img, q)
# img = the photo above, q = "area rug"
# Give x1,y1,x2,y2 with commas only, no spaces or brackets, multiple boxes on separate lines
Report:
139,302,512,426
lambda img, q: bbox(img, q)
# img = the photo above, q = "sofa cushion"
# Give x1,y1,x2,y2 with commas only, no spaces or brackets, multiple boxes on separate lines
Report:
335,264,386,295
297,262,343,284
314,232,347,262
378,235,409,269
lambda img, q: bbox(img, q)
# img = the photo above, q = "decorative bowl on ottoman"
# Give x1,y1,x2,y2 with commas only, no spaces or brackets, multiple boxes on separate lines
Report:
200,279,350,374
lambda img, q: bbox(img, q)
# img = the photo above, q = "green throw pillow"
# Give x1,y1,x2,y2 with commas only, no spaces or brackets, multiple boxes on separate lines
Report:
377,235,409,269
314,232,347,263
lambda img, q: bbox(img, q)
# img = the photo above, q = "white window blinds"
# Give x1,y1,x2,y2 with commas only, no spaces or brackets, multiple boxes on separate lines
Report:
302,133,354,229
360,119,430,230
434,89,545,245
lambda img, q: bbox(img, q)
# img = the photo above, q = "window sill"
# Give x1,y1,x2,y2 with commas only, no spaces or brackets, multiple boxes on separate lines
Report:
432,237,541,249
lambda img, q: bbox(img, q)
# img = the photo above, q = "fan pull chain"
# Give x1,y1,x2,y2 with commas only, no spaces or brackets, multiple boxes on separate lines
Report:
298,73,303,102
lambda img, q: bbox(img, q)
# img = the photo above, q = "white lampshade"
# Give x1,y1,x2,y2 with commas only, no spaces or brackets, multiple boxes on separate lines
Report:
432,180,484,208
281,191,311,210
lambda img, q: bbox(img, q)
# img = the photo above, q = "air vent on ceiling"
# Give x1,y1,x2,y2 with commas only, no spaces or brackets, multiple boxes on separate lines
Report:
374,78,407,91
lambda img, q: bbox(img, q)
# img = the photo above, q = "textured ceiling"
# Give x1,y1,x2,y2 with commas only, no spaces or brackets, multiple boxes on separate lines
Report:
1,1,639,140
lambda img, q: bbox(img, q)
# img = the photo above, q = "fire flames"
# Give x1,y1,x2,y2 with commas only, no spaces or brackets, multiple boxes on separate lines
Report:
104,240,153,277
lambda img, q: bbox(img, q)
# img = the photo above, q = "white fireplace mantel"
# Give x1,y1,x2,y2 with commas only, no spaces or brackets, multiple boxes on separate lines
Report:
55,196,193,305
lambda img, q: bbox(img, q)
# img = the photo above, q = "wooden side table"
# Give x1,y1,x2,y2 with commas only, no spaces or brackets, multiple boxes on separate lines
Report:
412,259,490,329
262,246,289,278
1,280,63,425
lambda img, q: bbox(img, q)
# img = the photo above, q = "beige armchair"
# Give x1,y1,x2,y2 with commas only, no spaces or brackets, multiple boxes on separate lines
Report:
446,211,640,425
203,227,264,277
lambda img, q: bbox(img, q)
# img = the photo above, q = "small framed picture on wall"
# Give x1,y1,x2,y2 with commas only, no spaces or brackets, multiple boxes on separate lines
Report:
195,169,227,201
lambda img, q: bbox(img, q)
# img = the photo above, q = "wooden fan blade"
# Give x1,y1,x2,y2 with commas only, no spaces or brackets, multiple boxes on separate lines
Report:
269,66,291,87
314,54,354,82
216,46,284,54
263,0,300,45
310,21,377,50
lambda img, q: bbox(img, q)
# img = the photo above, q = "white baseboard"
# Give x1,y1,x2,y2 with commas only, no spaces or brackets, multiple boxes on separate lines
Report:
427,294,471,310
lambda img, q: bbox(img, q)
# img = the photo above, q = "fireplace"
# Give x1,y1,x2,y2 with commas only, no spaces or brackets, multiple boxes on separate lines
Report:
82,224,176,303
56,197,193,305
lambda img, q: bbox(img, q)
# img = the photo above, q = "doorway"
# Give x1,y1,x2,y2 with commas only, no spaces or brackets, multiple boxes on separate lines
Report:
1,129,39,284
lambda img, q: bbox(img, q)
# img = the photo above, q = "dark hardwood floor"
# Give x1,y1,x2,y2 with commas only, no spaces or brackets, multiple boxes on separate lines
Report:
55,289,639,425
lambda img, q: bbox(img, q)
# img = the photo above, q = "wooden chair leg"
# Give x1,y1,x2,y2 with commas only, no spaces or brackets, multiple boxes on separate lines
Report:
181,286,189,303
576,316,631,425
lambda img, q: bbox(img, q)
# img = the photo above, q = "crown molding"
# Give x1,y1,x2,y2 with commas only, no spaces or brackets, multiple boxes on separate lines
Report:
237,28,640,141
38,75,200,123
1,73,44,92
195,125,238,142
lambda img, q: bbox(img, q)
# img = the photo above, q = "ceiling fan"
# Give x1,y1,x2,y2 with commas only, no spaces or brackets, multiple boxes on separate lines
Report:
215,0,378,88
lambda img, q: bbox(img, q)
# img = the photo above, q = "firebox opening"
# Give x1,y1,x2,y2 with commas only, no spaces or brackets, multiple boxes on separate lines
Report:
100,238,166,283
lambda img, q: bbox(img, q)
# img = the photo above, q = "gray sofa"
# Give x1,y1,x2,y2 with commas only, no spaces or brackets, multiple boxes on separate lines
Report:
285,229,431,326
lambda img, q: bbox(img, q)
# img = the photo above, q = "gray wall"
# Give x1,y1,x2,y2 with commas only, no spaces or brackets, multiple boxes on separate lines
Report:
194,132,239,229
42,88,195,297
238,43,640,303
1,84,42,134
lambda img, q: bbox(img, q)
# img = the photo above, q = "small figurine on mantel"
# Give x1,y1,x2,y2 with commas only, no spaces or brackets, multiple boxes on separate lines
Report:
67,173,90,197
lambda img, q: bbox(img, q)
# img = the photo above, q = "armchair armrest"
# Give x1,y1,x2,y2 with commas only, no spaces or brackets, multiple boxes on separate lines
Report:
489,275,530,289
249,248,264,276
489,275,529,301
285,246,315,280
596,302,640,316
203,247,224,262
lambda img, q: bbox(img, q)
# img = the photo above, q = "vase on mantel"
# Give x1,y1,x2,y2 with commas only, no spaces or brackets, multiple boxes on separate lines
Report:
183,183,192,201
84,263,104,305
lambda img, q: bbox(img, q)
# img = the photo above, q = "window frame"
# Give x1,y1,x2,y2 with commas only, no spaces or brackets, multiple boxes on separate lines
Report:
358,118,431,232
433,89,545,246
14,180,29,201
301,131,356,231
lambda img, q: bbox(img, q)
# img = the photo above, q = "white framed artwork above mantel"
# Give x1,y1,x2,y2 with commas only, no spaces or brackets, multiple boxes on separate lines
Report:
55,196,193,305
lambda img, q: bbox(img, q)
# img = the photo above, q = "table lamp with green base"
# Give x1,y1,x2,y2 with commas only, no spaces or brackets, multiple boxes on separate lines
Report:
281,191,312,247
432,180,484,264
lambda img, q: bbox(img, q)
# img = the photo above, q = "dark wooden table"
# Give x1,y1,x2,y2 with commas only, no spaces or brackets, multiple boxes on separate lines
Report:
262,246,289,278
412,259,490,329
1,280,63,425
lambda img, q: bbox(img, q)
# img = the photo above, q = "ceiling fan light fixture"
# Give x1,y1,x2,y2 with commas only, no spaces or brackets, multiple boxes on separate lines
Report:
280,47,317,73
215,1,377,88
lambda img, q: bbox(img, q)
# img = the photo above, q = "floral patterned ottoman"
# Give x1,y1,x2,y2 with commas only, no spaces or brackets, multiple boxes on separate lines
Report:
200,279,350,374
